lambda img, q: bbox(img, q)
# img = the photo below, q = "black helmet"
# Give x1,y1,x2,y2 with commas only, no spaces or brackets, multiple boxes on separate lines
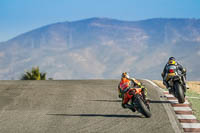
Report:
169,57,176,61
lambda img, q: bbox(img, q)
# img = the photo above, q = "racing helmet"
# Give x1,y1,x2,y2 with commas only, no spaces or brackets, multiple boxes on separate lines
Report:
169,57,176,61
121,72,130,79
168,57,176,65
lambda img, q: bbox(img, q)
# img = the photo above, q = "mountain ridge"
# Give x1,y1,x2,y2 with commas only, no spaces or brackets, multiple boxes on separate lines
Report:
2,17,200,43
0,17,200,80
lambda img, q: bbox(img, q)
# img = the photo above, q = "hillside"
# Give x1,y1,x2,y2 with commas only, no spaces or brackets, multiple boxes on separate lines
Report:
0,18,200,80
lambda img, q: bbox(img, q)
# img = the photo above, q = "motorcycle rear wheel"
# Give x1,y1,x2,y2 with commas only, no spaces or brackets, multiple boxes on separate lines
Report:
175,82,185,103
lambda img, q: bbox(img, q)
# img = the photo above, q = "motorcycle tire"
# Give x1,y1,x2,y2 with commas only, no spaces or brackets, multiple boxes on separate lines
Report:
175,82,185,103
136,95,151,118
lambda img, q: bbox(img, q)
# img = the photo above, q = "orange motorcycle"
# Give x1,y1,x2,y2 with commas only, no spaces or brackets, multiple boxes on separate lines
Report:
124,87,151,118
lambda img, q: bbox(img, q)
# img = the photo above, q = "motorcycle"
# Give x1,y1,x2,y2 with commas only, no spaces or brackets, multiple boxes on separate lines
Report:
124,87,151,118
165,65,186,103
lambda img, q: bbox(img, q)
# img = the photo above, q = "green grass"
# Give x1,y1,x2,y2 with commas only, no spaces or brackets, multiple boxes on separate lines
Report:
186,90,200,121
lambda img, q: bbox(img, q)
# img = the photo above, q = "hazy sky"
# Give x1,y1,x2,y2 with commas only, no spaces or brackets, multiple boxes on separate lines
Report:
0,0,200,42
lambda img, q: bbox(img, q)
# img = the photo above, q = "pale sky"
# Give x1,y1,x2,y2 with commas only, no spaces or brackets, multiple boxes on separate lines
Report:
0,0,200,42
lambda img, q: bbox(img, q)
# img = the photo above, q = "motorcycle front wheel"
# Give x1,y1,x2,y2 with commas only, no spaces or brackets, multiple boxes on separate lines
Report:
136,95,151,118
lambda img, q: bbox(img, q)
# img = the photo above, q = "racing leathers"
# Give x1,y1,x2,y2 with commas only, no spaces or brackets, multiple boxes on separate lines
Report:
118,77,147,110
161,61,187,89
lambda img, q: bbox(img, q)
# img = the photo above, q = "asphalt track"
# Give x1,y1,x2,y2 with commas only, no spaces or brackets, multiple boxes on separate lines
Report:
0,80,183,133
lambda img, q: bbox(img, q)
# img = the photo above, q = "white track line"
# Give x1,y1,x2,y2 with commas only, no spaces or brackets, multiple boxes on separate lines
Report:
168,100,189,104
144,79,158,87
186,96,200,100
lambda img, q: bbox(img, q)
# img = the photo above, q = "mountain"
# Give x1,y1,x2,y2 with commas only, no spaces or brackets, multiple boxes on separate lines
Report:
0,18,200,80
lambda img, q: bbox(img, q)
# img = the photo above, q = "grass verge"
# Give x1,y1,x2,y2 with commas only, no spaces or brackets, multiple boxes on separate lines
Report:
186,91,200,121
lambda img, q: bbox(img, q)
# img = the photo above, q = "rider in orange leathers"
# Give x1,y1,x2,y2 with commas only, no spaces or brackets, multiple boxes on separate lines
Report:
118,72,147,111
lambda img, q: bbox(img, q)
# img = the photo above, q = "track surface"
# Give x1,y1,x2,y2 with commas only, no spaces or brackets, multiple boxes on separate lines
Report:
0,80,182,133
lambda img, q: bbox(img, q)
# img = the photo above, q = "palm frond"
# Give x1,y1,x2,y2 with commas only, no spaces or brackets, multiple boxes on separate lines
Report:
21,66,46,80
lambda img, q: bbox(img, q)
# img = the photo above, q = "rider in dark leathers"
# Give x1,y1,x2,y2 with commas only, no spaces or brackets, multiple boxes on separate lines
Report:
161,57,188,92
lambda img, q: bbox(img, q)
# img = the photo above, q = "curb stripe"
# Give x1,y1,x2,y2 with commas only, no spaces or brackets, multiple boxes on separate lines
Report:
181,123,200,128
171,104,190,107
165,94,174,97
167,97,178,100
151,82,200,132
173,107,192,111
179,119,199,123
175,111,193,115
164,91,169,94
184,128,200,132
176,115,197,119
165,91,200,133
145,80,200,133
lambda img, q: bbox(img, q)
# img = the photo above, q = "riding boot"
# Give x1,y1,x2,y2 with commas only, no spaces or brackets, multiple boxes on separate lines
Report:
182,76,189,90
121,103,126,108
163,80,167,87
164,82,172,94
168,87,173,94
142,93,146,101
122,103,136,112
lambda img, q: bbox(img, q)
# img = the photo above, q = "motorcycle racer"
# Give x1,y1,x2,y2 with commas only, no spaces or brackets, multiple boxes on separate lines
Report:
118,72,147,111
161,57,188,93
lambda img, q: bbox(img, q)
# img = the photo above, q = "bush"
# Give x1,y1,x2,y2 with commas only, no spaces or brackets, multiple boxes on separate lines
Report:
21,66,46,80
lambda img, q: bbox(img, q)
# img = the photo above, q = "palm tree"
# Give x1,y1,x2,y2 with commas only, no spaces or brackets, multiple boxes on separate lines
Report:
21,66,46,80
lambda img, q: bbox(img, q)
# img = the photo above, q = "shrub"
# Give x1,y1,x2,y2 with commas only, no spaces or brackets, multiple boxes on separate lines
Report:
21,66,46,80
